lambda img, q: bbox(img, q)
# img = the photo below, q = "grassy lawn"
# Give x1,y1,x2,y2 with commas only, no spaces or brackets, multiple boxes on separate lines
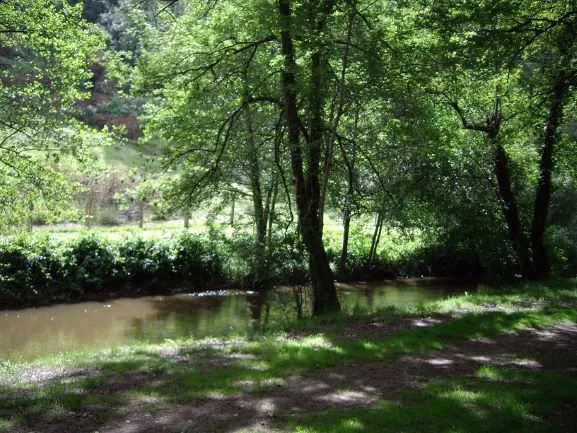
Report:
29,216,423,265
0,280,575,432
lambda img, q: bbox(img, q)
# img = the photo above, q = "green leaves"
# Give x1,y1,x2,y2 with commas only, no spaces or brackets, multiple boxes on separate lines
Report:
0,0,106,228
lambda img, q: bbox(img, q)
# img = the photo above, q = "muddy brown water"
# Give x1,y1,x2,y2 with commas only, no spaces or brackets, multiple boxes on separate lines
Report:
0,278,475,360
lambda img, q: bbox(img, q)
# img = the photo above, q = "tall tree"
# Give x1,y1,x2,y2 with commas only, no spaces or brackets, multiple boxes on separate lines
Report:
139,1,283,290
0,0,104,227
277,0,341,314
416,0,577,278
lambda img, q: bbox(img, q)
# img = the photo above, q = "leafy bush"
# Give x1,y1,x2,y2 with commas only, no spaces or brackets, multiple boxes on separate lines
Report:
60,235,117,294
0,235,64,304
267,231,309,284
0,232,224,307
397,243,485,278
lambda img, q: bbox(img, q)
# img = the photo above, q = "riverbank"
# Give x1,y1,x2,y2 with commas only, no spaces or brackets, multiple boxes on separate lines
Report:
1,280,576,432
4,226,571,311
0,230,475,310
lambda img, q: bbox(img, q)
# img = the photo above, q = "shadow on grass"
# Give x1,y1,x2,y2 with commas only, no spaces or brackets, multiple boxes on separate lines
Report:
0,303,576,432
288,367,577,433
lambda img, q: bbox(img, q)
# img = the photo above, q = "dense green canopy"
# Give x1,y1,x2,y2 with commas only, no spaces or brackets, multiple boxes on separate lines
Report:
1,0,576,313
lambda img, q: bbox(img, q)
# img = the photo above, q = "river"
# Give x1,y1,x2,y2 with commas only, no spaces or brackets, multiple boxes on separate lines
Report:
0,278,475,360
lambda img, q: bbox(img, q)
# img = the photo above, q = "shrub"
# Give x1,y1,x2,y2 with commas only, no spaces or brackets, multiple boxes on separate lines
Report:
58,234,117,295
0,235,65,305
0,232,225,307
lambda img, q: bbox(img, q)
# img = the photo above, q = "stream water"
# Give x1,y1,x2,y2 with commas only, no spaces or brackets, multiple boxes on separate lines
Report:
0,278,476,360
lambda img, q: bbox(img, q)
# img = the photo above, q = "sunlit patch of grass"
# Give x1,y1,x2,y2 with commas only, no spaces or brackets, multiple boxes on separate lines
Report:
417,280,577,316
0,419,13,429
125,389,164,413
476,365,506,381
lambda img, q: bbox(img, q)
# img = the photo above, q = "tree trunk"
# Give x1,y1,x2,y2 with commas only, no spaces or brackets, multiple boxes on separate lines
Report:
265,176,279,256
369,212,383,263
338,116,357,280
85,191,93,229
183,202,190,229
138,200,144,229
230,194,236,227
451,94,534,277
319,8,355,231
492,140,532,277
337,208,351,280
337,106,358,280
530,79,568,279
27,200,34,232
278,0,340,315
244,104,268,290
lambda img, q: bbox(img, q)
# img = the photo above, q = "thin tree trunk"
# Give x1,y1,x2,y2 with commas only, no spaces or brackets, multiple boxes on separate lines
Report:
85,190,93,229
337,108,358,280
278,0,340,315
338,209,351,280
319,7,356,231
244,103,268,289
369,212,383,263
184,202,190,229
230,194,236,227
27,200,34,232
138,200,144,229
266,177,279,256
373,216,384,262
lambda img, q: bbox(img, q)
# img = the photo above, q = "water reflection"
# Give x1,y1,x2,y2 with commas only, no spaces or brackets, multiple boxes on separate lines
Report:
0,279,476,360
129,294,252,342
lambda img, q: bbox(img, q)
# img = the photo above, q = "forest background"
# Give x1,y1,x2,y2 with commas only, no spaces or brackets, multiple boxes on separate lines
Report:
1,0,576,314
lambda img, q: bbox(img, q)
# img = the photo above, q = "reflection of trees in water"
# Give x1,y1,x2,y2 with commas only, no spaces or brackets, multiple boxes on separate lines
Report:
247,292,270,331
247,292,267,321
364,286,375,310
127,295,250,342
391,277,479,291
339,279,477,312
125,280,478,343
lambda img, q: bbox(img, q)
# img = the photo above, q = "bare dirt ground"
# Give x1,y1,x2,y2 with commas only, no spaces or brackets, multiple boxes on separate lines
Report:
4,320,577,433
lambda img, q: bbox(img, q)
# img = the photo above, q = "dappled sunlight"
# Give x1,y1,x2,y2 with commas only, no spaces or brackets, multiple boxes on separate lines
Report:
531,324,577,342
1,294,576,432
424,357,455,366
315,389,376,405
409,317,445,327
286,368,574,433
360,341,378,351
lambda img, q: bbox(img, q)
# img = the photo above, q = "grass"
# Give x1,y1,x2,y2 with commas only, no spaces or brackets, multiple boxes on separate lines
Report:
29,208,418,258
287,366,577,433
0,280,576,432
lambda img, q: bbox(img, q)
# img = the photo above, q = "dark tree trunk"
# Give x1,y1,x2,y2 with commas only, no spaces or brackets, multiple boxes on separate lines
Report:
265,175,278,256
492,140,532,277
530,79,568,279
230,194,236,227
450,95,533,277
138,200,144,229
278,0,340,315
338,208,351,280
369,212,383,263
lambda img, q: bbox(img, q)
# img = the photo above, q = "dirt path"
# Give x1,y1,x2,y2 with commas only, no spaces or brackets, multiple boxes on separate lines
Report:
4,321,577,433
